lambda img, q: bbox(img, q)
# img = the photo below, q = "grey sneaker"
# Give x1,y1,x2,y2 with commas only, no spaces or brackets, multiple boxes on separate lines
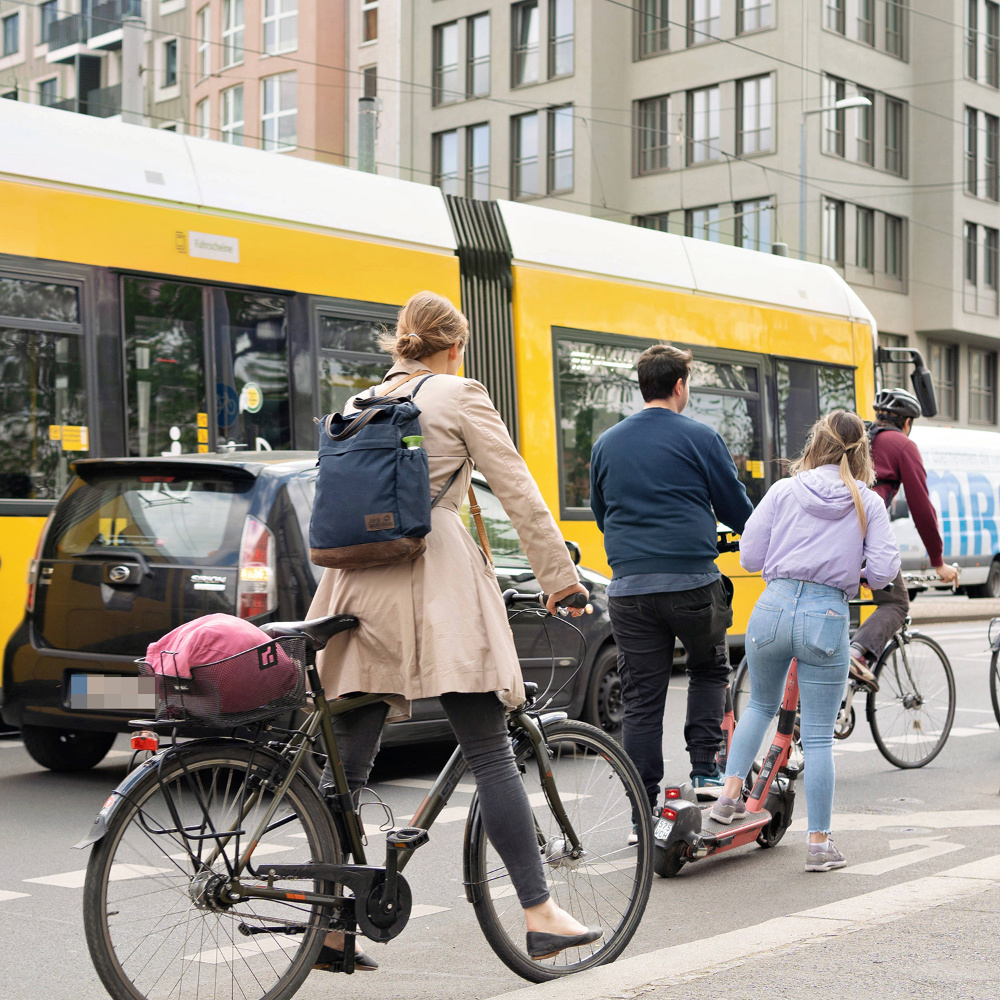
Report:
708,794,747,825
806,839,847,872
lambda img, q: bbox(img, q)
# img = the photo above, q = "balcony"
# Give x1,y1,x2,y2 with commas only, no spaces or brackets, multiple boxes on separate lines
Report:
86,83,120,117
45,14,86,62
45,1,143,61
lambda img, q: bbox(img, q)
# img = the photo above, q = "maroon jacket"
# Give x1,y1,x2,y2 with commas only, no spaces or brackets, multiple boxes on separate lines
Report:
870,426,944,567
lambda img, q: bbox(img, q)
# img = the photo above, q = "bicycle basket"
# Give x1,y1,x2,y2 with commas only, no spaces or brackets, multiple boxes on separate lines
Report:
137,636,308,727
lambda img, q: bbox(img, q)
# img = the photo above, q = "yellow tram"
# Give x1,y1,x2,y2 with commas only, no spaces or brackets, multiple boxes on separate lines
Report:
1,100,884,655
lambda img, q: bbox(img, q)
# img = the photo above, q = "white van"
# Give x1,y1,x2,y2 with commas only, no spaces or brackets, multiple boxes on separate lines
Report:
891,424,1000,598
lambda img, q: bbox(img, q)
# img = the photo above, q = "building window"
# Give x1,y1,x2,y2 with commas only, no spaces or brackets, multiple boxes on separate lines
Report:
635,95,669,174
549,0,574,77
512,112,539,198
40,1,58,43
2,13,18,56
825,0,844,34
987,113,1000,200
163,39,178,87
362,0,377,42
967,107,979,195
737,75,772,155
687,85,720,164
885,0,906,57
1,88,16,100
967,222,979,285
879,332,908,390
736,198,773,251
822,197,845,265
263,0,297,55
636,0,669,56
885,97,905,175
970,349,997,424
362,65,377,98
687,0,720,45
928,342,958,419
222,0,244,66
737,0,771,34
987,1,999,87
548,105,573,193
633,212,671,231
855,206,874,271
884,213,904,280
857,0,874,43
467,122,490,199
969,0,980,78
221,84,244,145
467,13,490,98
512,2,540,87
38,78,58,107
823,75,846,156
433,130,460,196
197,6,210,78
987,226,1000,292
856,88,874,164
686,205,720,242
195,98,210,138
432,22,459,105
261,72,296,151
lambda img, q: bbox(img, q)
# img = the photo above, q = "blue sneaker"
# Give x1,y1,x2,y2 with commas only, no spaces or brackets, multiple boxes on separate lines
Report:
690,767,726,798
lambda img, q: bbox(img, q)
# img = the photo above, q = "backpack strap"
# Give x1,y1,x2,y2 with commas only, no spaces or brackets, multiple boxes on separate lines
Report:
375,370,433,398
431,463,464,508
466,485,494,567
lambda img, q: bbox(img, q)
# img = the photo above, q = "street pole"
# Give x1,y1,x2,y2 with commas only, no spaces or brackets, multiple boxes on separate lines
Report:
798,118,807,261
358,96,376,173
121,14,145,126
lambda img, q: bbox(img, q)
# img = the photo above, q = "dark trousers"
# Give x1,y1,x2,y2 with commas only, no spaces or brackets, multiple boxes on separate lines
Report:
852,568,909,660
320,691,549,910
608,579,733,810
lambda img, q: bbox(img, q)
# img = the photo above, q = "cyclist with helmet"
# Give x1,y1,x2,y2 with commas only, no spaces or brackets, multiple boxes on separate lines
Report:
848,388,959,689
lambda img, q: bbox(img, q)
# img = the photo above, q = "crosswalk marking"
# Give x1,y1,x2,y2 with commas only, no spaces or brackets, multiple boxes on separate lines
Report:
384,778,476,794
24,863,170,889
409,904,451,917
0,890,29,902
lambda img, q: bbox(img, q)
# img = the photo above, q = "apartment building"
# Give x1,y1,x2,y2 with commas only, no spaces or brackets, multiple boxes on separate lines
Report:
346,0,1000,430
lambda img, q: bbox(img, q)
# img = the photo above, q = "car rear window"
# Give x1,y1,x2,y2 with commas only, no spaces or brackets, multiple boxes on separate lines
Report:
47,472,254,565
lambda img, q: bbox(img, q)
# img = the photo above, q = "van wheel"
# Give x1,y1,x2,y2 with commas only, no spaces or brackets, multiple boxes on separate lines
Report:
969,559,1000,599
20,725,116,772
584,646,623,738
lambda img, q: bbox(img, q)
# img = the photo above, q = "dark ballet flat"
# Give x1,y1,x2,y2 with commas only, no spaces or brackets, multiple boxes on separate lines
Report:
525,927,604,959
312,944,380,972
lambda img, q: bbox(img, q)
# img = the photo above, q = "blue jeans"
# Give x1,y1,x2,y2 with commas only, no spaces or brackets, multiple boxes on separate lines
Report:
725,579,849,835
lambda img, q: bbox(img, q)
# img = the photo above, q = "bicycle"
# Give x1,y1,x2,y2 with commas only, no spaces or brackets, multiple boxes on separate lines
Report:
732,573,956,769
76,595,653,1000
988,617,1000,727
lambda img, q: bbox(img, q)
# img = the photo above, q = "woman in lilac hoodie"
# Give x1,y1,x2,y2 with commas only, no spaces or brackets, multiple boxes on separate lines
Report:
709,411,900,871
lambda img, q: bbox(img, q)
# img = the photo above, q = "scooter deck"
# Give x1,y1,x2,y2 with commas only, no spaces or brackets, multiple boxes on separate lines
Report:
697,806,771,848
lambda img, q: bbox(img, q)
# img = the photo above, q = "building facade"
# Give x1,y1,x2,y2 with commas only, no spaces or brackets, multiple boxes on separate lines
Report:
345,0,1000,430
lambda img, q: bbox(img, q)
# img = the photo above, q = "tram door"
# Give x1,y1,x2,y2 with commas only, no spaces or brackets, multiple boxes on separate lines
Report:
123,277,291,456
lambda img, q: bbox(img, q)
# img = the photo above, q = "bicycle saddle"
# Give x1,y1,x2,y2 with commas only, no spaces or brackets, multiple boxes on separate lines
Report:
260,614,360,650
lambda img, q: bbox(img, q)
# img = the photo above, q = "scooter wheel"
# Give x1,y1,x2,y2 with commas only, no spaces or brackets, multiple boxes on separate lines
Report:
654,840,688,877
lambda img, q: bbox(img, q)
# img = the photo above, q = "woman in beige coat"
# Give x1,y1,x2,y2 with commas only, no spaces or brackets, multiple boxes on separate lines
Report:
308,291,600,971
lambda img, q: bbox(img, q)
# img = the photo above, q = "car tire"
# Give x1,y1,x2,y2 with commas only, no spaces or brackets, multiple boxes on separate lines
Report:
20,725,117,772
583,646,623,738
968,559,1000,599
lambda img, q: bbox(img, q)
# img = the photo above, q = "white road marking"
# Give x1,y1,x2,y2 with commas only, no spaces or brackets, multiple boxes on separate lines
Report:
382,778,476,794
409,904,451,918
185,934,298,964
0,891,29,902
0,741,24,749
487,853,1000,1000
791,808,1000,833
416,790,585,826
25,863,170,889
844,836,964,876
168,842,296,861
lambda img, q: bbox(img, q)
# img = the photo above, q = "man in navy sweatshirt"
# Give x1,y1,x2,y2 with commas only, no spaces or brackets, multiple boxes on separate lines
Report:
590,344,754,825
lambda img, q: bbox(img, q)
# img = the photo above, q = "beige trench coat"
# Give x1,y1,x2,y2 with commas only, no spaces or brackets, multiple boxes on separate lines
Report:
307,357,580,718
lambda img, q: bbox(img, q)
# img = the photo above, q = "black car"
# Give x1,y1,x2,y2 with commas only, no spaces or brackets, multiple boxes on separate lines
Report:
2,453,620,771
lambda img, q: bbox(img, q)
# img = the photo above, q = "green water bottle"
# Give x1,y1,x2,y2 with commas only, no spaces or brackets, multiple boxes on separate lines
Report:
402,435,424,450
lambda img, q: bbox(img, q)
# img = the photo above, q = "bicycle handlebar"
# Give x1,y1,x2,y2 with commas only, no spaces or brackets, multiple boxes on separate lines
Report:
503,589,593,614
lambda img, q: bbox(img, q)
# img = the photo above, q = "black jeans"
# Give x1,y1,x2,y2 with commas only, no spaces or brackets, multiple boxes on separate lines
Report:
320,691,549,910
608,578,733,810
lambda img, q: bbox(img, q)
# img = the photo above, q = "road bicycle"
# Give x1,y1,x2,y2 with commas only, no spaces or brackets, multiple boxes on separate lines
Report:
76,596,653,1000
732,574,956,769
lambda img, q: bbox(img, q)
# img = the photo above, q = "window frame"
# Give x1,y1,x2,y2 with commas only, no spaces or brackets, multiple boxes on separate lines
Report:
2,12,19,58
511,0,540,88
466,121,490,199
635,0,669,57
927,340,958,420
220,84,244,145
432,128,460,196
547,104,574,194
361,0,378,43
969,347,997,425
38,77,58,107
685,204,721,242
634,94,670,175
548,0,574,79
260,71,297,153
466,12,490,98
686,84,721,165
511,110,540,199
737,0,772,35
825,0,845,34
196,6,210,78
884,96,905,176
736,74,773,156
195,97,210,138
262,0,298,56
822,197,846,266
222,0,244,67
163,38,178,88
432,21,459,106
735,197,774,251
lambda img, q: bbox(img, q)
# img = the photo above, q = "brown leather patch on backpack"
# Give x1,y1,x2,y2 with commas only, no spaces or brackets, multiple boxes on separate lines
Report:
365,513,395,531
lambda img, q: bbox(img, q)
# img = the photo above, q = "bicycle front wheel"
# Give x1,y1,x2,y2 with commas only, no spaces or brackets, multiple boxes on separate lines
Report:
464,719,653,983
867,632,956,768
83,744,339,1000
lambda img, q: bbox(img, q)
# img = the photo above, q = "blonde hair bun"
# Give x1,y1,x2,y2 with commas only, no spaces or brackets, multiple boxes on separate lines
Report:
378,291,470,361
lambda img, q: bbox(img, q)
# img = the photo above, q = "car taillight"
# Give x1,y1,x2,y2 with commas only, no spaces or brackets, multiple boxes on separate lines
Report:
26,513,54,613
236,515,276,619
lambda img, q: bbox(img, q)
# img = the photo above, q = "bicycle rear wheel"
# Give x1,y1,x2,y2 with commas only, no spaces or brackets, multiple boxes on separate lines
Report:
464,719,652,983
83,744,339,1000
991,650,1000,727
867,632,955,768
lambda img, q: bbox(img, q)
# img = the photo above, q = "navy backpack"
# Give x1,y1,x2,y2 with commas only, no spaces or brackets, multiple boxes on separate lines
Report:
309,372,461,569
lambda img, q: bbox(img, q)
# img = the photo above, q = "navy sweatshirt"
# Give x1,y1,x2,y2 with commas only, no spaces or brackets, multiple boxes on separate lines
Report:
590,408,754,577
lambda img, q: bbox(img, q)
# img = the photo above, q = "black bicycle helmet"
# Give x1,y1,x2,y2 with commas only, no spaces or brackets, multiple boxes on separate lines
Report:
873,387,921,418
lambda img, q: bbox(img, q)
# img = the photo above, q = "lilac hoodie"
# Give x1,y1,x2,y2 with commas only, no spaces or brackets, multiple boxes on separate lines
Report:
739,465,900,598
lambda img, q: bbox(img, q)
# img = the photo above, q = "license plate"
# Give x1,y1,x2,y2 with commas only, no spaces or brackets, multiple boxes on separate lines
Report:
654,816,674,840
67,674,157,712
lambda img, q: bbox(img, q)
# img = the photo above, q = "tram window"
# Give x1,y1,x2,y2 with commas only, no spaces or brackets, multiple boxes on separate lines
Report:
775,359,856,463
318,314,384,353
317,313,391,414
555,334,766,513
0,329,86,500
0,277,79,323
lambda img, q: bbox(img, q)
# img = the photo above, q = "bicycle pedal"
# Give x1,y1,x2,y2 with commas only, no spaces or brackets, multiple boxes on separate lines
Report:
386,826,429,851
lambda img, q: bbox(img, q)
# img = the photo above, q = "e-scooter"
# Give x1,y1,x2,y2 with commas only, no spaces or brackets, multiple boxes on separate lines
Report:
652,658,801,877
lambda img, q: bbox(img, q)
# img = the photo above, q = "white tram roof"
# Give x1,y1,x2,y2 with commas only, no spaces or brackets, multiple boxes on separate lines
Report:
0,100,457,253
497,200,876,327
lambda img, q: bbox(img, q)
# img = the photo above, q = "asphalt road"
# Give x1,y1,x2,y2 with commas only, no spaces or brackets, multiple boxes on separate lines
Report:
0,618,997,1000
